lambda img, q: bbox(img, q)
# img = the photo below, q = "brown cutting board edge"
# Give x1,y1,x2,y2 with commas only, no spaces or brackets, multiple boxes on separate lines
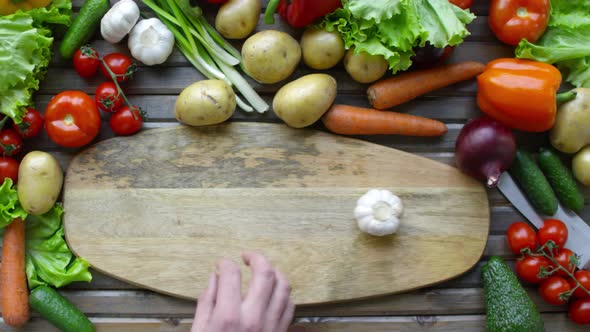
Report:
63,123,490,305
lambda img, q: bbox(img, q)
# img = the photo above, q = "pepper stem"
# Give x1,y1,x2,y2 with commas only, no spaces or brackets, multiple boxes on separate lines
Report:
557,91,577,105
264,0,281,25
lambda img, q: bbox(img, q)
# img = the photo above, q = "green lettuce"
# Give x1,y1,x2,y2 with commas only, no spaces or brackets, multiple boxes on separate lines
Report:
515,0,590,87
0,178,27,228
24,204,92,289
321,0,475,74
0,0,71,123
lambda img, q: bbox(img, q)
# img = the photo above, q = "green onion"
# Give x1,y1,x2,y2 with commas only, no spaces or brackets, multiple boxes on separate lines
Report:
142,0,268,113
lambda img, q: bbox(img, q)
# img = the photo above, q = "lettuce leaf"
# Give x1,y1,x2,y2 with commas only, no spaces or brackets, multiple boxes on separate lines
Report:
0,178,27,228
25,204,92,289
0,0,71,123
515,0,590,87
321,0,475,74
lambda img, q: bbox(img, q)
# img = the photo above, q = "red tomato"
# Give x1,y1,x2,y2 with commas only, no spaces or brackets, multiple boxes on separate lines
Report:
506,222,538,254
449,0,473,9
13,108,44,138
568,270,590,299
516,255,551,284
538,219,568,249
0,129,23,157
569,298,590,325
109,106,143,136
489,0,550,46
0,157,18,183
45,91,102,148
73,47,100,78
540,276,572,305
553,248,577,277
95,82,124,113
101,53,135,82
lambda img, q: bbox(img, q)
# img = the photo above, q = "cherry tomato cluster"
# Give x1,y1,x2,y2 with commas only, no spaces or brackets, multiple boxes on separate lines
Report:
72,46,145,138
0,108,44,184
507,220,590,325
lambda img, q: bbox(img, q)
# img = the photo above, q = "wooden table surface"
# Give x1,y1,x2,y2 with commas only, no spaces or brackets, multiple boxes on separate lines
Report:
2,0,589,331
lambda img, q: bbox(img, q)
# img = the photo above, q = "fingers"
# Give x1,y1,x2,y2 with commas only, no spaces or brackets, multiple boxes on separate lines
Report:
263,269,292,332
192,273,218,332
211,259,242,330
242,252,276,307
278,300,296,332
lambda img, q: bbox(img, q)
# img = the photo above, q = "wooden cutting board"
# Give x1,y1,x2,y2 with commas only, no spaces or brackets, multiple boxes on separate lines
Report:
63,123,489,305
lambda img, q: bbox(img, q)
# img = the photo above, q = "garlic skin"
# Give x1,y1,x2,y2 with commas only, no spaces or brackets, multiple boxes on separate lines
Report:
101,0,140,43
354,189,404,236
128,18,175,66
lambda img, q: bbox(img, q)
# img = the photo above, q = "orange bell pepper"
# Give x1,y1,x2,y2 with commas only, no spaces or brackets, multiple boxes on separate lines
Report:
477,58,570,132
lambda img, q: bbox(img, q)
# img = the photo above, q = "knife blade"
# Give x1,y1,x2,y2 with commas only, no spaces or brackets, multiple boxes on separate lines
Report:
497,172,590,270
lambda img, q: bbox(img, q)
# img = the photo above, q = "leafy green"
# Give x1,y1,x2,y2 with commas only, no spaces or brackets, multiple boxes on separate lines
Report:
24,204,92,289
0,178,27,228
0,0,71,123
321,0,475,74
515,0,590,87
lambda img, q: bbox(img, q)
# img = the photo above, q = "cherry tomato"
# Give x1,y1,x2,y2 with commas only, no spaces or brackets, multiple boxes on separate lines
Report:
101,53,135,82
516,255,551,284
489,0,550,46
73,47,100,78
538,219,568,249
109,106,143,136
569,298,590,325
0,129,23,157
12,108,43,138
553,248,577,277
45,91,101,148
540,276,571,305
0,157,18,183
449,0,473,9
95,82,124,113
568,270,590,299
506,222,538,254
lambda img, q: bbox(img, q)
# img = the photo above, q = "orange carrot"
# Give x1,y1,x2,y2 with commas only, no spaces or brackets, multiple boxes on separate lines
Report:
1,218,29,327
367,61,486,110
322,104,448,137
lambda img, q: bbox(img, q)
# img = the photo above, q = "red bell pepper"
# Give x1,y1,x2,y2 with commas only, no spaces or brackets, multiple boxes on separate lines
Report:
264,0,342,29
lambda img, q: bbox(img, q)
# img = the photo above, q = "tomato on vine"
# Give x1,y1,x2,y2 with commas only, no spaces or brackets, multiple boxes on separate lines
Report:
0,129,23,157
539,276,571,305
568,270,590,299
506,221,538,254
101,53,136,82
0,157,18,183
538,219,568,249
73,46,100,78
569,298,590,325
109,106,144,136
515,255,551,284
95,82,124,113
13,108,43,138
553,248,577,277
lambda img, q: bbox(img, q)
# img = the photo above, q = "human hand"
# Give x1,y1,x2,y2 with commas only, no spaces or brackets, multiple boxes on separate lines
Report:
191,251,295,332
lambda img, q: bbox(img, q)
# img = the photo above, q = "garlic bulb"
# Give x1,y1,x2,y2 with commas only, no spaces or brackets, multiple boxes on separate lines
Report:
101,0,140,43
128,18,175,66
354,189,404,236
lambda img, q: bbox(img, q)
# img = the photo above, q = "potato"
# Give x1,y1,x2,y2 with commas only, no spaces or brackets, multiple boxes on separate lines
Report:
550,88,590,154
344,48,388,83
18,151,63,215
215,0,260,39
175,80,236,126
273,74,337,128
573,146,590,186
300,27,345,70
242,30,301,84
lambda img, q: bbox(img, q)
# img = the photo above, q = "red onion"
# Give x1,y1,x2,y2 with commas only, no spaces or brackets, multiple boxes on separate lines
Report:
455,116,516,187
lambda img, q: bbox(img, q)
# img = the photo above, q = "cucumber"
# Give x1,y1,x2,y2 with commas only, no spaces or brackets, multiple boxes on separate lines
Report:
59,0,110,59
482,256,544,332
30,286,94,332
510,148,558,216
538,147,584,212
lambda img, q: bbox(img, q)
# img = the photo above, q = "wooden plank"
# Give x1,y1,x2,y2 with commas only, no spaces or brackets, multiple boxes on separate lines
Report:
1,314,583,332
0,288,568,317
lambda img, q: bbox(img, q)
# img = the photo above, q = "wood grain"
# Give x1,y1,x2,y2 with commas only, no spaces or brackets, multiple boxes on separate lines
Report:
64,123,489,304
